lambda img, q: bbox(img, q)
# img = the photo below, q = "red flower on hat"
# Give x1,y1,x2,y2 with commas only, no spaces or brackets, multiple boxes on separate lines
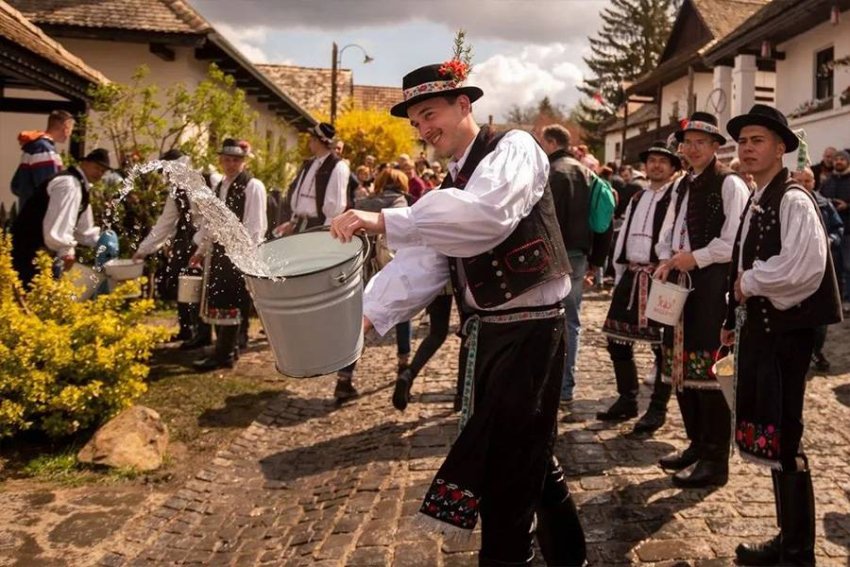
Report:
439,59,469,83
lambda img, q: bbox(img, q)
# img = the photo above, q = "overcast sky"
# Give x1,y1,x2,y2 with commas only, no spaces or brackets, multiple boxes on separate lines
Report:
191,0,608,121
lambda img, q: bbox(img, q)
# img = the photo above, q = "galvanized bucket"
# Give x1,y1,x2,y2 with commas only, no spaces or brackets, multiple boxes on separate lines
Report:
243,229,369,378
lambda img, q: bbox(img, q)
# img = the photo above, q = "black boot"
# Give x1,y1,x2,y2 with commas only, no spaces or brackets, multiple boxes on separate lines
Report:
596,359,638,421
659,443,700,471
778,468,816,566
671,456,728,488
193,324,238,371
736,471,782,565
180,308,211,350
633,363,672,435
392,368,413,411
535,456,587,567
334,369,359,404
175,303,195,341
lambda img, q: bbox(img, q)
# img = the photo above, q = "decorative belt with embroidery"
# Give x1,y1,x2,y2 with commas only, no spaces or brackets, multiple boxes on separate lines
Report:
458,306,564,433
626,264,656,330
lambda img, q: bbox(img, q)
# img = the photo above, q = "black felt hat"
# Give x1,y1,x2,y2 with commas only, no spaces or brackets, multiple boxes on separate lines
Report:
390,63,483,118
81,148,113,170
726,104,799,152
675,111,726,145
309,122,336,144
639,140,682,170
218,138,251,158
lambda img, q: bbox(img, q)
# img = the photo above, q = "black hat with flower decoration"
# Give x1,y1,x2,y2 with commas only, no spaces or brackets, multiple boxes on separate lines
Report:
391,30,482,118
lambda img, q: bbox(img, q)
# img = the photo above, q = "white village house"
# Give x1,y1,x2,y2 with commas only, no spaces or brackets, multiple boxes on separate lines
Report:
1,0,315,210
704,0,850,164
605,0,774,165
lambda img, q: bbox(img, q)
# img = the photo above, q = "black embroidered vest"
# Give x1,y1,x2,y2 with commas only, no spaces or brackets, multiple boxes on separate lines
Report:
675,158,733,250
207,170,253,310
12,166,89,253
616,183,672,265
441,128,571,310
288,153,343,224
731,169,842,334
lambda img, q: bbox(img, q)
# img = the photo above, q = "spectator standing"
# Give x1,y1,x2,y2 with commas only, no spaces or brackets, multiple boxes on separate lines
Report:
539,124,613,403
812,146,836,192
794,166,843,372
11,110,74,210
820,149,850,310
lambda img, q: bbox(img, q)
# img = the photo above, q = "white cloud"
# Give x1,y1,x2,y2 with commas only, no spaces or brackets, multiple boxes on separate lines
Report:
195,0,607,46
470,44,585,122
215,23,272,63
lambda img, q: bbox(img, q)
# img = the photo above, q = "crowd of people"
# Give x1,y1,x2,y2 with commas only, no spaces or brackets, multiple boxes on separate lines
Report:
8,54,846,565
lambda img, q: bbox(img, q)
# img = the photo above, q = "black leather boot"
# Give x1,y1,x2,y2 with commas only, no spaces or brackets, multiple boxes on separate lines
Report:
392,368,413,411
736,470,782,565
535,456,587,567
596,359,639,421
633,370,672,435
193,324,238,371
659,443,700,471
777,468,816,566
671,456,728,488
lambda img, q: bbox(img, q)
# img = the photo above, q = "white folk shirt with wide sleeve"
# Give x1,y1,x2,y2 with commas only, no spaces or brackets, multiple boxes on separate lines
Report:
363,130,570,336
655,170,749,265
42,166,101,259
291,154,349,225
612,182,673,284
136,194,181,257
737,185,827,310
194,175,267,256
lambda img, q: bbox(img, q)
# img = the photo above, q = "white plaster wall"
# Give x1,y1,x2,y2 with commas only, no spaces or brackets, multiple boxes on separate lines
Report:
0,89,71,211
776,10,850,163
660,72,714,124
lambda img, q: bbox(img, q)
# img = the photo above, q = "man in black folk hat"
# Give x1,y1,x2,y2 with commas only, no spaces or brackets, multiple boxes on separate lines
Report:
723,105,840,566
11,148,113,286
597,140,679,436
134,150,203,347
273,122,349,236
330,60,586,565
190,139,267,371
654,112,750,488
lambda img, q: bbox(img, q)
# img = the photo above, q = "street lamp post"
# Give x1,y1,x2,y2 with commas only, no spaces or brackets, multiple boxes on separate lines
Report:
330,42,374,125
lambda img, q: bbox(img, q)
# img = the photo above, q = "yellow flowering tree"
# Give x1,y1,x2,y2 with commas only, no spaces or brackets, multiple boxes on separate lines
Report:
0,235,171,438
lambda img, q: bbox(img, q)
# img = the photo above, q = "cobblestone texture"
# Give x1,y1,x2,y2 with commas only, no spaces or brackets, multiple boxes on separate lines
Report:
102,291,850,565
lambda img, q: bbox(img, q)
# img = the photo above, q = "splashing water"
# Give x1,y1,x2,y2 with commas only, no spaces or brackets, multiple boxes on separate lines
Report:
119,161,280,278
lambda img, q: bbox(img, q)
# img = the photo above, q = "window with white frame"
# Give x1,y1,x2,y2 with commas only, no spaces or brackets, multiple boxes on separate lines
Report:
815,46,834,103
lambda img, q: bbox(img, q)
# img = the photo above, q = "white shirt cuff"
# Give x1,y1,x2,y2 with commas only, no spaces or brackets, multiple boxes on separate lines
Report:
692,248,712,269
383,207,423,250
740,268,757,298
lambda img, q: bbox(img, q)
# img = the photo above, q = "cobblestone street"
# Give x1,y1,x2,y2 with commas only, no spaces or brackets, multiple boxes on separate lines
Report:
102,290,850,566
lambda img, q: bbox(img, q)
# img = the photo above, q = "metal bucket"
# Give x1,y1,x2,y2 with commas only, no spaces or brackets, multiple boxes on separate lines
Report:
177,275,203,304
711,349,735,410
65,263,104,301
646,272,693,326
243,230,369,378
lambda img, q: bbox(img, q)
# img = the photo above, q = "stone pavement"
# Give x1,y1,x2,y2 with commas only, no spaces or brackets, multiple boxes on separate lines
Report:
101,290,850,566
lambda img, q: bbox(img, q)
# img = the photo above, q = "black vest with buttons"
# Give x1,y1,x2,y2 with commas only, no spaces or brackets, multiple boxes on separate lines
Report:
441,128,571,310
674,158,733,250
730,168,841,334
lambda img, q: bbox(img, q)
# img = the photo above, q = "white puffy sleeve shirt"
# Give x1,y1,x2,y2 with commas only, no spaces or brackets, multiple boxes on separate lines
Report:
363,130,570,335
42,168,101,258
738,188,827,310
291,156,349,225
194,176,267,256
136,194,180,257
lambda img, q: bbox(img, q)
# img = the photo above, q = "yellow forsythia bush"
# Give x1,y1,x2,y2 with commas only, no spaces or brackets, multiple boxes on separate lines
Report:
0,234,171,438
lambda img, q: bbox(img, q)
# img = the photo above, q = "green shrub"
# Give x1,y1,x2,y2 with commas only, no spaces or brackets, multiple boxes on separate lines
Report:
0,235,171,438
